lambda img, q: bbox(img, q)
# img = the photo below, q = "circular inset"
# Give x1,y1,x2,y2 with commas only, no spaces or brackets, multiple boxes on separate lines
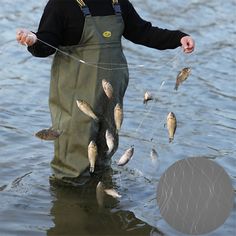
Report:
157,157,234,235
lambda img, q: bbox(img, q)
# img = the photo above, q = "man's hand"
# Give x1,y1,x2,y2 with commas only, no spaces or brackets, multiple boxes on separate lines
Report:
180,36,195,53
16,29,37,46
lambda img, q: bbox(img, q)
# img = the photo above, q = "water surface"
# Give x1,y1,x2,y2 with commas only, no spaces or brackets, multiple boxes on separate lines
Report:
0,0,235,235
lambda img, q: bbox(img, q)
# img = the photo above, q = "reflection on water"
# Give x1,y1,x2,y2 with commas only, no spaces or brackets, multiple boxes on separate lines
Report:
0,0,236,235
47,169,163,236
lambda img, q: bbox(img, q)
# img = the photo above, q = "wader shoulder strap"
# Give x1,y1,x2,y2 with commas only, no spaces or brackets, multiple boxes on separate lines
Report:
75,0,91,16
75,0,121,16
112,0,122,15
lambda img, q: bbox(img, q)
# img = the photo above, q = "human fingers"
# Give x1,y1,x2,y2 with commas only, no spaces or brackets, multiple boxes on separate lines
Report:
18,32,29,45
25,33,37,46
16,28,27,41
16,29,28,45
187,38,195,48
16,29,37,46
184,45,194,53
16,29,24,42
16,28,24,37
181,36,195,53
185,39,195,53
183,44,194,53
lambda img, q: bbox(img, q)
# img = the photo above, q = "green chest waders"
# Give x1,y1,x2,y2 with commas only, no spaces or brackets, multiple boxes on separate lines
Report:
49,0,129,180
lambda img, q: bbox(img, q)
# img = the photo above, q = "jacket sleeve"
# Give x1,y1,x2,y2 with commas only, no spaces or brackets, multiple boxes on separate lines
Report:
27,0,64,57
121,0,188,50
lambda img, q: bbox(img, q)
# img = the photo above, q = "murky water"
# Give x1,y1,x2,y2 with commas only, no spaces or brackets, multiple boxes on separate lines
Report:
0,0,235,235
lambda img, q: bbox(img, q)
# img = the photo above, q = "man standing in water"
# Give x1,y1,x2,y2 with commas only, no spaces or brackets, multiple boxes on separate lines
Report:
16,0,194,184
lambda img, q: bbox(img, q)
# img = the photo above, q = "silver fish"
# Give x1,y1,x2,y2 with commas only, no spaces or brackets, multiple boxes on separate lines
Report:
76,100,99,122
174,67,191,90
88,140,98,173
35,127,62,140
102,79,113,99
150,147,158,162
117,146,134,166
166,112,177,143
96,181,105,207
143,91,153,104
114,103,123,132
105,129,114,155
96,181,122,208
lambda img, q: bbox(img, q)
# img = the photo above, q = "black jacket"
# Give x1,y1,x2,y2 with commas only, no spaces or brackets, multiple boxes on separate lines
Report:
28,0,187,57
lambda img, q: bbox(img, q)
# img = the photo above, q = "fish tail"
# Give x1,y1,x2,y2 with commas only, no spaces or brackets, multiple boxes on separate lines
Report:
90,166,95,173
169,137,174,143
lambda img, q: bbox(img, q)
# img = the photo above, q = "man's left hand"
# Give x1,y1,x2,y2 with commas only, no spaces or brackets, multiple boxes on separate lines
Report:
180,36,195,53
